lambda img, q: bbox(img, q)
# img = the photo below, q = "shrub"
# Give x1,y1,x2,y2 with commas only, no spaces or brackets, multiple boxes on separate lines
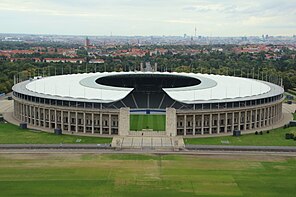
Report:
259,131,263,135
267,130,270,134
285,133,294,139
255,131,258,135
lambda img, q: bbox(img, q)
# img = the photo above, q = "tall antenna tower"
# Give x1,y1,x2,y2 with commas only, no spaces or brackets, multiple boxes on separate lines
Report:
195,27,197,37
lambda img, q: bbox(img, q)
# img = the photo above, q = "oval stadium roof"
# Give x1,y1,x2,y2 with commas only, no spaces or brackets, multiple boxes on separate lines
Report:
13,72,284,104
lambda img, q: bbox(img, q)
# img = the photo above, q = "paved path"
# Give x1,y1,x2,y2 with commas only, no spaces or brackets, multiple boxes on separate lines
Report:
0,100,13,114
1,145,296,156
112,136,185,149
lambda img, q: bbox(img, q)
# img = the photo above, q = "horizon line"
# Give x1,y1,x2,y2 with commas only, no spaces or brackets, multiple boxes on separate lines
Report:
1,32,295,38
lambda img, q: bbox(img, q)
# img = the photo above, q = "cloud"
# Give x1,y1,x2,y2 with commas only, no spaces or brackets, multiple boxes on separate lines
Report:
163,19,197,24
0,0,295,36
0,0,115,17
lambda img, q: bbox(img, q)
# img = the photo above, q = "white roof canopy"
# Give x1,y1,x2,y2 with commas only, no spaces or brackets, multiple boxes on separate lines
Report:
13,71,283,104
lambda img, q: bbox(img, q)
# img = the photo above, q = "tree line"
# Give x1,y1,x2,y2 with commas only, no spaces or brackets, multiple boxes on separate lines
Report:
0,50,295,93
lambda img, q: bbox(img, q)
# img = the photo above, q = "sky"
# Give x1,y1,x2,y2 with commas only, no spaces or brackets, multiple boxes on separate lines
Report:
0,0,295,36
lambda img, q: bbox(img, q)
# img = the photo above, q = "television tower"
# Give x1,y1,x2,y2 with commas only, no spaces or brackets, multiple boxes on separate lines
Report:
195,27,197,37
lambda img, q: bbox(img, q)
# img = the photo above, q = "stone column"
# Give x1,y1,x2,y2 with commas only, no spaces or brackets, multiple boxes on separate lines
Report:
266,107,268,125
244,111,247,131
259,108,262,128
25,105,28,122
217,113,220,134
83,112,86,133
43,108,46,128
184,115,187,136
166,108,177,136
19,103,22,121
30,105,32,124
61,111,64,130
201,114,204,135
49,109,51,129
276,104,278,118
27,105,30,123
38,107,41,127
28,105,30,124
267,106,272,125
225,112,228,132
20,103,23,121
23,104,26,121
33,107,36,126
13,102,16,118
118,108,130,136
250,110,253,129
75,111,78,133
272,105,274,123
238,111,241,130
108,114,112,135
68,111,71,132
254,109,257,129
193,115,196,135
15,102,17,120
14,101,16,118
209,114,212,134
262,108,266,127
19,103,21,118
23,104,26,122
16,102,19,119
91,113,94,134
231,112,235,131
54,109,57,129
99,113,103,135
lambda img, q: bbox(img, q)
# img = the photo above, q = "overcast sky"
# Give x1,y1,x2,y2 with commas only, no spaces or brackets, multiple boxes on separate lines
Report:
0,0,295,36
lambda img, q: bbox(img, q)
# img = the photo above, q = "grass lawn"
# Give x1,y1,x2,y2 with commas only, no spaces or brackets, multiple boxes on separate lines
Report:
130,114,166,131
185,127,296,146
0,153,295,197
0,123,112,144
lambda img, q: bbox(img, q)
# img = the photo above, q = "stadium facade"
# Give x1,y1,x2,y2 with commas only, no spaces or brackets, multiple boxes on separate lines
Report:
12,72,284,136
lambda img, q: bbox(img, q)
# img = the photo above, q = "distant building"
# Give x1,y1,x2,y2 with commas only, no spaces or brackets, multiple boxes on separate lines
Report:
89,59,105,64
85,37,90,47
44,58,84,64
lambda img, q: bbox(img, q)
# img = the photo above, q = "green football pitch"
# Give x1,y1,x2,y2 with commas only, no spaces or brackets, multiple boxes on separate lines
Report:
130,114,166,131
0,153,295,197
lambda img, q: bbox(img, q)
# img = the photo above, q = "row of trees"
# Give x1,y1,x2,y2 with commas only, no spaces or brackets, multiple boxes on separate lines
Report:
0,51,295,93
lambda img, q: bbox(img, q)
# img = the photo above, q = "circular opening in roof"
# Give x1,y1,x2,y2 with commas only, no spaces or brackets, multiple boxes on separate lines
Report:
95,73,201,91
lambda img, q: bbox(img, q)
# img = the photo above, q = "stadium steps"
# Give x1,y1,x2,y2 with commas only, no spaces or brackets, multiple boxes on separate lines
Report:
111,136,185,150
128,131,167,137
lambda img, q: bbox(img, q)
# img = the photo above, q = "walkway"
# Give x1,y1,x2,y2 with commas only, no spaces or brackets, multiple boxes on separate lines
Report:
112,136,185,150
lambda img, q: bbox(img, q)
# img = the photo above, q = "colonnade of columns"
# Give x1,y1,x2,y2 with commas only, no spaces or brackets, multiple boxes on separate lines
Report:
176,102,282,135
14,101,119,135
13,98,283,136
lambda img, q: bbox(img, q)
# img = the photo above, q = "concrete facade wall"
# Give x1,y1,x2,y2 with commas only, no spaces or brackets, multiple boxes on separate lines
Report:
13,97,119,135
13,96,283,136
166,108,177,136
176,101,282,136
118,108,130,136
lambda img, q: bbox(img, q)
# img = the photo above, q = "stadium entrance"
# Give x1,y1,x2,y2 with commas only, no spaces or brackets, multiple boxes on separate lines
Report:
129,109,166,136
114,108,183,149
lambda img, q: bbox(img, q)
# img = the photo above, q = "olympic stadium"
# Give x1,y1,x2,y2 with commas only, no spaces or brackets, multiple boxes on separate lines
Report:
12,71,284,137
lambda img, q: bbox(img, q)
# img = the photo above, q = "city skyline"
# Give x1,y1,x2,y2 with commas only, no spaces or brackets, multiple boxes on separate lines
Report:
0,0,295,37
